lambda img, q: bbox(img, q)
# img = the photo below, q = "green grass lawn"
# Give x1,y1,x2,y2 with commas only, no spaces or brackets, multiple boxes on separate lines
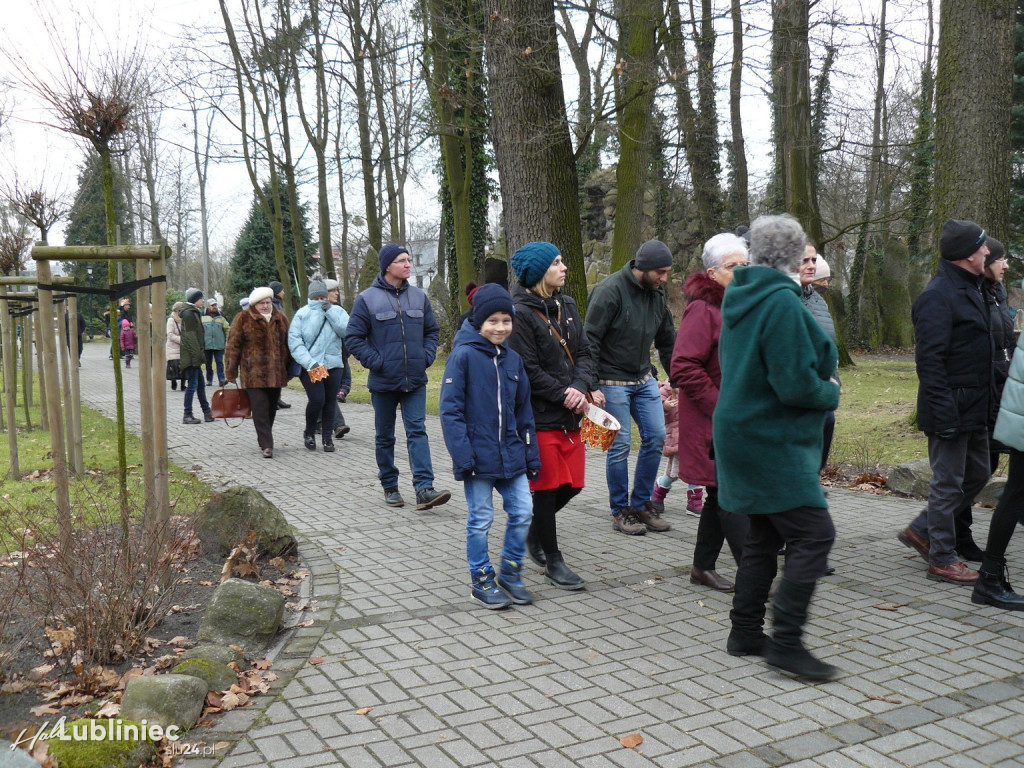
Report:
0,374,210,537
335,350,928,472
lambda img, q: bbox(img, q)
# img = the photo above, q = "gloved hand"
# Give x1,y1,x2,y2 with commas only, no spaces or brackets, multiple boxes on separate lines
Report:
935,428,959,441
321,300,330,312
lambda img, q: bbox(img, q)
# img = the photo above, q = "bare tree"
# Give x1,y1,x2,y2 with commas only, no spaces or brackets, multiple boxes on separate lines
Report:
5,182,68,241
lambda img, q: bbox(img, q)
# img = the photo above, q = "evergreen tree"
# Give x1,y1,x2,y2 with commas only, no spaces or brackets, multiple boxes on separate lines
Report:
228,185,315,311
63,149,132,288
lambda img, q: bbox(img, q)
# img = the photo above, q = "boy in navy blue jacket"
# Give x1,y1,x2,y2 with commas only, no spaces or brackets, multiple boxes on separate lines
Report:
440,284,541,609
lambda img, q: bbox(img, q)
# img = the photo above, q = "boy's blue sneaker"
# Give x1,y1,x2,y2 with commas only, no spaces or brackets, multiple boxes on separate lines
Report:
471,572,512,610
497,559,534,605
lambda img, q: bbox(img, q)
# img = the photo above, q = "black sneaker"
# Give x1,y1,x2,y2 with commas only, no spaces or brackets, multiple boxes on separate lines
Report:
384,488,405,507
323,438,335,453
203,411,215,423
416,487,451,510
182,415,201,425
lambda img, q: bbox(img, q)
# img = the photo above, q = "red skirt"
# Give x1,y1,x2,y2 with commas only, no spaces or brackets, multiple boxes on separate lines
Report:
531,429,585,491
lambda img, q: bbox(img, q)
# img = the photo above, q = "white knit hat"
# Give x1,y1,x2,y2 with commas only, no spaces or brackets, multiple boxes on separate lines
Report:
814,259,831,281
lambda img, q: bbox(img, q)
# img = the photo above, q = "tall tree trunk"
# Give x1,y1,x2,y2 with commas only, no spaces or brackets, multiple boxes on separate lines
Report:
906,0,936,268
482,0,587,312
772,0,823,246
351,0,383,253
729,0,749,226
191,101,214,297
933,0,1015,254
849,0,888,347
611,0,660,270
368,10,401,241
333,126,354,307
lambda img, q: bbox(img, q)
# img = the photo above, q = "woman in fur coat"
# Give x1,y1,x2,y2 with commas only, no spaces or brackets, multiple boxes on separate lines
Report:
224,286,291,458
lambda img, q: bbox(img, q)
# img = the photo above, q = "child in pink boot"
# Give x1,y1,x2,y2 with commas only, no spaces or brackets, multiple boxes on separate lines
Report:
651,379,704,515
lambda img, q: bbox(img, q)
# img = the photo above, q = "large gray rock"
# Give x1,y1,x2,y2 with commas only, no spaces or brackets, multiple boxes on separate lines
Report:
179,643,246,666
172,658,238,692
888,458,1005,505
120,674,208,731
195,485,297,558
197,578,285,653
0,740,43,768
44,721,158,768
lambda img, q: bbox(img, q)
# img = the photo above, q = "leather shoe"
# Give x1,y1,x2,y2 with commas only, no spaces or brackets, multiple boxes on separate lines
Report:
277,400,291,409
690,567,734,592
322,438,335,452
303,433,316,450
384,488,405,507
262,448,273,459
898,527,930,562
927,561,979,584
334,424,350,439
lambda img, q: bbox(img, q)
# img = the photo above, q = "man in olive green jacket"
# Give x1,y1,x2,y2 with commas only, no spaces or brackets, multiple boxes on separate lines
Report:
181,288,212,424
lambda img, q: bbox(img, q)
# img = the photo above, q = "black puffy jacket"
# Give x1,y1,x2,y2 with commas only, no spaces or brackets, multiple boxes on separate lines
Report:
913,259,992,434
986,280,1015,428
508,285,595,433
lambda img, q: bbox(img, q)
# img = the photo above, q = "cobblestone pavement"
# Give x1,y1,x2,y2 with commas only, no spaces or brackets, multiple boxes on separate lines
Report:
75,343,1024,767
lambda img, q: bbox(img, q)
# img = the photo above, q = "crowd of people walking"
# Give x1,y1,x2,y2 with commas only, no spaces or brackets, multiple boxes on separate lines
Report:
132,210,1024,684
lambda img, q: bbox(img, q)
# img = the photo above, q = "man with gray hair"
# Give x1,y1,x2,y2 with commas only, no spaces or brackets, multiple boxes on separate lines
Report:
584,239,677,536
715,214,841,681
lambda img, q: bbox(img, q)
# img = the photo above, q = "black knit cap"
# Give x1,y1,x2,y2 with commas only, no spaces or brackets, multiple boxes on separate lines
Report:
634,239,673,270
470,283,515,330
985,237,1006,268
939,219,986,261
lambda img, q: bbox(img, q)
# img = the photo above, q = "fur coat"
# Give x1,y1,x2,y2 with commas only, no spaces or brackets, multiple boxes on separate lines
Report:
224,307,290,389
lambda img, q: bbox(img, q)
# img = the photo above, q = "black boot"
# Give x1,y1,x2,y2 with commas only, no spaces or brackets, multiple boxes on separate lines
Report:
972,555,1024,611
764,579,840,681
726,562,775,657
545,552,585,590
303,432,316,450
526,523,546,568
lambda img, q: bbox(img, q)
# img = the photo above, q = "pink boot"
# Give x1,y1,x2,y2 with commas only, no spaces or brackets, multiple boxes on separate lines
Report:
686,487,703,516
651,483,670,513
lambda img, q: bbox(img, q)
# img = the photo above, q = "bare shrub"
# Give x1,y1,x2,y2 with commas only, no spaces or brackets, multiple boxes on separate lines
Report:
0,475,202,673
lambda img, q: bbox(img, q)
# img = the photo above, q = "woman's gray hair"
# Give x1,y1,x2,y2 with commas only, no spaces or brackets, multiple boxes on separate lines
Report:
701,233,749,270
749,214,806,273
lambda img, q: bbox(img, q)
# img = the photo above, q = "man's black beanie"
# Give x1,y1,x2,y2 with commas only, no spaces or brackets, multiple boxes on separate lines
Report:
939,219,986,261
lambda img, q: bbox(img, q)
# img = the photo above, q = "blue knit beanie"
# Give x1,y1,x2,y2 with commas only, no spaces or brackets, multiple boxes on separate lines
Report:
471,284,515,329
511,241,560,289
379,243,409,273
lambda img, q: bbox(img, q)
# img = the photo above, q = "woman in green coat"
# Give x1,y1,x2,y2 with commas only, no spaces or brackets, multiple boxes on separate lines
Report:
714,214,841,681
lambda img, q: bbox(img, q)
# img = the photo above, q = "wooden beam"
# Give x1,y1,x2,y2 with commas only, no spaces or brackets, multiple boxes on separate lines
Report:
32,245,165,262
0,276,75,285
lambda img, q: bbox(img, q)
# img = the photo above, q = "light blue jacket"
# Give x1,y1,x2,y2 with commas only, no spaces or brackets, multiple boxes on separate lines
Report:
993,329,1024,452
288,299,349,371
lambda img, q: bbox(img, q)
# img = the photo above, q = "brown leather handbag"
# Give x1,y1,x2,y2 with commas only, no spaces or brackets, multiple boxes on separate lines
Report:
210,382,251,426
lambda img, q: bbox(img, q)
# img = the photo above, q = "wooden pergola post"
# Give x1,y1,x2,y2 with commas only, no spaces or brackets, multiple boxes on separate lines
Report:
56,296,75,474
68,296,83,473
0,287,17,478
151,240,170,531
136,257,156,522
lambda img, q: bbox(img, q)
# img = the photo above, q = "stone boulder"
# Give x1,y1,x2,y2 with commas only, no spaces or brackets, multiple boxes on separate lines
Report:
172,658,238,692
120,675,208,731
179,643,246,666
195,486,296,559
44,720,157,768
0,740,44,768
888,458,1005,505
197,578,285,654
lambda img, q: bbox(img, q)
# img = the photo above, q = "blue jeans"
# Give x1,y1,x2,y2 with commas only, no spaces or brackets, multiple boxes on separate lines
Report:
183,366,209,416
464,474,533,574
372,386,434,491
602,377,666,515
205,349,225,385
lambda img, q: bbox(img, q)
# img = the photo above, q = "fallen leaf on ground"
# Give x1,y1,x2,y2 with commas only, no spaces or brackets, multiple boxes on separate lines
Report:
28,664,55,681
873,603,908,612
867,694,903,704
251,659,272,670
30,704,60,717
309,656,326,666
620,733,643,749
356,707,373,715
95,701,120,718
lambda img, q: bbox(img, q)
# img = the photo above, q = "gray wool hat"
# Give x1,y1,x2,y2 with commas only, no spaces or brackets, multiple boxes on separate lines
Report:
308,274,328,300
185,287,203,304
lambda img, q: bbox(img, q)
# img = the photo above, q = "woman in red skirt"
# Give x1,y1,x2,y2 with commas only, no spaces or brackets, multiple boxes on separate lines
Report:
509,241,604,590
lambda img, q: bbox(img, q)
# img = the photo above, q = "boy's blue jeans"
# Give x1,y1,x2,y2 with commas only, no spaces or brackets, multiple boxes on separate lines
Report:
371,386,434,490
464,474,533,575
602,377,666,515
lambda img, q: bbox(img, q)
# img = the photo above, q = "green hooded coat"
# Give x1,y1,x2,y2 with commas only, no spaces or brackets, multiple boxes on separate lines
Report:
713,266,839,516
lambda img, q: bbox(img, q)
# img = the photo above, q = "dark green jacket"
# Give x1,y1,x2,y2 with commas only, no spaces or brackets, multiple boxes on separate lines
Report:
583,262,675,383
179,304,206,370
713,266,839,516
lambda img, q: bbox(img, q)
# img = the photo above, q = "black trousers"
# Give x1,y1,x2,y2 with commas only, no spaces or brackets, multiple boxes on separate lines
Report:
738,506,835,585
247,387,281,450
692,486,749,571
985,448,1024,559
300,367,344,438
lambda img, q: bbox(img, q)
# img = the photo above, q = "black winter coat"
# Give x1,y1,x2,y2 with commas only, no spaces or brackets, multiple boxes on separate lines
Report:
987,280,1015,428
508,286,595,432
913,259,992,434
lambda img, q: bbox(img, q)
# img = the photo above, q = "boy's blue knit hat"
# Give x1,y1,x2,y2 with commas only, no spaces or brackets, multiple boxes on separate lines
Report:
511,241,560,289
471,284,515,329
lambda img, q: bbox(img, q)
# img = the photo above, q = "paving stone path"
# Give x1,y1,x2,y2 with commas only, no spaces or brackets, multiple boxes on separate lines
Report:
75,342,1024,767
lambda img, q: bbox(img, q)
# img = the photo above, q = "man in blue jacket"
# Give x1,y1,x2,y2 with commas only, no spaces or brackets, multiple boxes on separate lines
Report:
899,219,992,585
346,243,451,510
